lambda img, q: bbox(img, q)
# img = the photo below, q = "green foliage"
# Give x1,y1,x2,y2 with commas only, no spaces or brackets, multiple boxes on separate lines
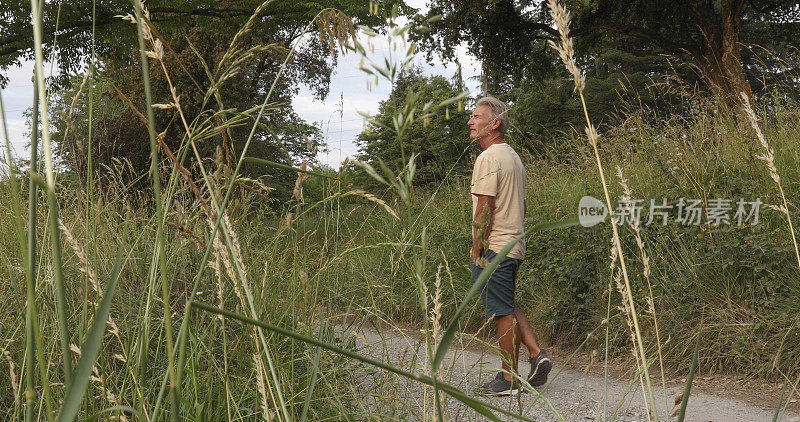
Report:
510,43,688,148
410,0,561,95
355,69,471,186
411,0,800,109
36,1,410,203
307,96,800,380
0,0,400,88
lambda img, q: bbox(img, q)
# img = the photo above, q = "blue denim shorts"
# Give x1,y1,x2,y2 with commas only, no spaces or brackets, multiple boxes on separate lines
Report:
470,249,522,319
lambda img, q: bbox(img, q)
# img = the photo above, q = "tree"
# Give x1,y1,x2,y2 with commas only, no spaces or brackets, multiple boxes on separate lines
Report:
26,1,405,202
0,0,394,88
573,0,800,103
355,70,471,186
511,33,690,145
412,0,800,103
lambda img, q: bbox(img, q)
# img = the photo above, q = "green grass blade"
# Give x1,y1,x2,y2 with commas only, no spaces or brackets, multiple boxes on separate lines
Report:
22,59,56,421
3,82,49,422
677,323,702,422
130,0,180,417
23,79,41,420
773,376,790,422
777,373,800,421
190,301,540,422
29,0,73,388
432,217,579,371
57,251,124,422
299,344,321,422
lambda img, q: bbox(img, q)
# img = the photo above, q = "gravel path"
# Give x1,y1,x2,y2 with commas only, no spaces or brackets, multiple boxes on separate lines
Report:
341,324,799,422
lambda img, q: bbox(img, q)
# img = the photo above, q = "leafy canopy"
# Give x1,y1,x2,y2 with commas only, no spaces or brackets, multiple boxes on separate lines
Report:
411,0,800,101
355,68,471,186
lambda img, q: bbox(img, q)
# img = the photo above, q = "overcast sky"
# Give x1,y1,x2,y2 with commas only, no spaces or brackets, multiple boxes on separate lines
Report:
1,0,481,170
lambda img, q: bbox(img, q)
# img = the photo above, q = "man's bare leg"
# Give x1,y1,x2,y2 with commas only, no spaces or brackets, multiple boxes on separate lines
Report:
514,308,541,359
495,314,519,382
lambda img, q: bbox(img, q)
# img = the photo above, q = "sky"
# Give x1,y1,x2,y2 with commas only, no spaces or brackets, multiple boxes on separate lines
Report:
1,0,482,170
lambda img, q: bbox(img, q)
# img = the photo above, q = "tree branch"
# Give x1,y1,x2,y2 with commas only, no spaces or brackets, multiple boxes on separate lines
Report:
745,0,796,14
520,20,560,38
589,23,696,55
148,7,252,20
0,6,252,63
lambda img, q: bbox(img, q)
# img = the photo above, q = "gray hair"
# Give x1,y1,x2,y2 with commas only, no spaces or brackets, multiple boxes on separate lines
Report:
476,96,509,134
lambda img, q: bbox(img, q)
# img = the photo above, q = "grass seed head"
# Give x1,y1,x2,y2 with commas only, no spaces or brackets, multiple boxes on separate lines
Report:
547,0,584,92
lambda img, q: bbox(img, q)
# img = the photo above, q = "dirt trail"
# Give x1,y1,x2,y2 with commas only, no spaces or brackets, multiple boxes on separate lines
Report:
343,324,799,422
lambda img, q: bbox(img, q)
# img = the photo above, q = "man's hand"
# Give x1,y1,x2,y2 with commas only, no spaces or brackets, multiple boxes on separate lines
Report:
470,245,482,264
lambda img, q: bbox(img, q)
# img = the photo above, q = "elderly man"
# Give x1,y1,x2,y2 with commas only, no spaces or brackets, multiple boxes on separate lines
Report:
468,97,551,396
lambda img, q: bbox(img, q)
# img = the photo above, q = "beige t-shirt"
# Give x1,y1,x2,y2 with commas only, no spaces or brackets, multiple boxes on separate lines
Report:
471,143,526,260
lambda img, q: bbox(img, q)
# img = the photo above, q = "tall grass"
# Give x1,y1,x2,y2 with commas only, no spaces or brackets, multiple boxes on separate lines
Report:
2,0,800,420
0,1,574,420
546,0,658,417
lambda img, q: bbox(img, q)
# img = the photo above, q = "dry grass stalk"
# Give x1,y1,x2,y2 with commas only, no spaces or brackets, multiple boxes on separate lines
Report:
546,0,584,92
430,264,443,343
338,157,350,174
59,219,121,341
220,0,276,70
288,188,400,229
145,26,287,418
60,219,151,417
340,190,399,220
609,239,650,415
472,315,494,339
617,166,669,408
111,85,213,217
2,345,19,405
284,161,309,227
209,213,281,420
59,219,100,295
316,9,356,54
58,219,122,348
207,215,245,305
547,0,658,417
613,265,650,415
253,353,271,421
61,69,92,145
70,344,129,422
292,162,309,202
740,92,800,272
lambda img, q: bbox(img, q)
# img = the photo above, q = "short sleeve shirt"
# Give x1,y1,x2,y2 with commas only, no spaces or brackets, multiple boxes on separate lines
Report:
471,143,526,260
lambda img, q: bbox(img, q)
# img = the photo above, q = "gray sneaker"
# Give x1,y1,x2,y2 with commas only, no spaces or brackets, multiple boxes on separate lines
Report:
476,372,521,396
527,350,552,387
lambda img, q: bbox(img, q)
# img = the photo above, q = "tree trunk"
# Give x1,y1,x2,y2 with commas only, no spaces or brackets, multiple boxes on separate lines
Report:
696,0,749,106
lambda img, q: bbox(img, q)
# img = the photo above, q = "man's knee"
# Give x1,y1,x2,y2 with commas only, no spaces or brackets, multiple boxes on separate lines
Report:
495,314,516,333
495,314,515,323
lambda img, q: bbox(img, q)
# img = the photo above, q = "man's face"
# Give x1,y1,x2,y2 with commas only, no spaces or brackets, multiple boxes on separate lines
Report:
467,105,496,140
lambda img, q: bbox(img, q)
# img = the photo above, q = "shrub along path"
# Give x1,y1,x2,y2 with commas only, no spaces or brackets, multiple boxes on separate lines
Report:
342,322,798,421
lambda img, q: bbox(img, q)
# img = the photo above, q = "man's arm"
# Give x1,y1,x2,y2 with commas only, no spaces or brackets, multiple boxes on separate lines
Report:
471,194,495,263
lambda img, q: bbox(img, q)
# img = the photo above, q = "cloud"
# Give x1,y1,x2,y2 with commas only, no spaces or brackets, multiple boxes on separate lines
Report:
2,62,36,159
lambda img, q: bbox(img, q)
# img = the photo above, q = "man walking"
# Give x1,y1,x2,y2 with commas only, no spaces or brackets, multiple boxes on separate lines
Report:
468,97,551,396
